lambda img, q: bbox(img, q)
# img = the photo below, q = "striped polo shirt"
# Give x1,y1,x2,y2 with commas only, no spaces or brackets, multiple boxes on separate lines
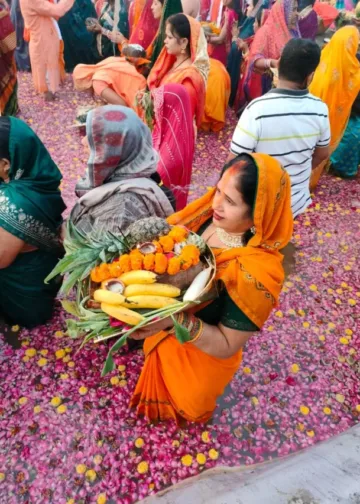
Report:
230,89,331,217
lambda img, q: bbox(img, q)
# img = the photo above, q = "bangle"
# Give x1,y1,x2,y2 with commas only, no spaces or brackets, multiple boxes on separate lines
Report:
190,319,204,343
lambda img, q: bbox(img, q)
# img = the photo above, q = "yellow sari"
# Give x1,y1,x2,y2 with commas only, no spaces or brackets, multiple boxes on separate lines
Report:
309,26,360,190
130,153,293,423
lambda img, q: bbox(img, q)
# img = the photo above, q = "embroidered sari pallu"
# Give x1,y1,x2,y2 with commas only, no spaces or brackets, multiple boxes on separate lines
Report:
130,153,293,423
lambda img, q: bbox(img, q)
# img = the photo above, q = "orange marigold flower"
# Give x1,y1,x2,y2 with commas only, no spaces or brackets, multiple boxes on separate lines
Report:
152,240,163,253
91,267,103,283
95,263,111,282
119,254,131,273
167,257,181,275
181,259,193,271
180,245,200,265
143,254,155,271
154,253,168,274
130,253,144,271
109,261,122,277
130,249,142,256
168,226,189,243
159,236,175,253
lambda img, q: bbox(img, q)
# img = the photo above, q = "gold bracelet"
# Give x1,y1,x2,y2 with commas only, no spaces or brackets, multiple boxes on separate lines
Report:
190,319,204,343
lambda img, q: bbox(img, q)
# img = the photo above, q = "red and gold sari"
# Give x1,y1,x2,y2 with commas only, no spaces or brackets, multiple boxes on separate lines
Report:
130,153,293,423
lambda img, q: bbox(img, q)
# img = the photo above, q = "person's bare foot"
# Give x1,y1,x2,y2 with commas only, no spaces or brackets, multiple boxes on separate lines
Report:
44,91,56,102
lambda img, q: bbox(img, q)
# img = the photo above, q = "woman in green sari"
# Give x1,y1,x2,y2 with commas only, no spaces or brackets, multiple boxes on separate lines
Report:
0,117,65,328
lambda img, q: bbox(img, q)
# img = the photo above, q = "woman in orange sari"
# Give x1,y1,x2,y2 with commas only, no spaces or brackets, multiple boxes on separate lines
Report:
309,26,360,190
129,153,293,423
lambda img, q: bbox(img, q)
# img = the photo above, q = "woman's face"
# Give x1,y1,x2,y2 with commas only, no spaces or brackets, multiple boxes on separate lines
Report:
151,0,163,20
164,24,188,56
0,158,10,182
246,0,254,16
212,169,254,234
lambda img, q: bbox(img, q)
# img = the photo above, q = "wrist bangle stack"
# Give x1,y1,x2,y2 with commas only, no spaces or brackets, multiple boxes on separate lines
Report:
173,312,204,343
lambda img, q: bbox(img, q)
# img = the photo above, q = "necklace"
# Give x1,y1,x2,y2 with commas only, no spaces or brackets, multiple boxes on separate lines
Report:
216,227,244,248
170,56,191,73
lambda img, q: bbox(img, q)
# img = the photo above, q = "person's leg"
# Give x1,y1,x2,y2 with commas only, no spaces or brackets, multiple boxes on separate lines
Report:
93,79,127,105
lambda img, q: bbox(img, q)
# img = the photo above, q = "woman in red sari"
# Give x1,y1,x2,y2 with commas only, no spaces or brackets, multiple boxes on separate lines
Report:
239,0,300,107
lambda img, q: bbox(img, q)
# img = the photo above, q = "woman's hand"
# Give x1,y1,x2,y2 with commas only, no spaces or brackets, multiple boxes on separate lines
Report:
106,30,126,44
270,59,279,69
86,19,102,33
231,22,240,40
130,316,174,340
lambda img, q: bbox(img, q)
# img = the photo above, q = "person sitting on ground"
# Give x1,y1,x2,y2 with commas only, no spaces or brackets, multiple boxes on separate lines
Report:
129,153,293,423
229,38,330,218
309,26,360,189
0,117,65,328
70,105,175,235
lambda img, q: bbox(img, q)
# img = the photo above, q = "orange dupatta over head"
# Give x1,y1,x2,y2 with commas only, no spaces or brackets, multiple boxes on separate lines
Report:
168,153,293,329
147,14,209,125
309,26,360,189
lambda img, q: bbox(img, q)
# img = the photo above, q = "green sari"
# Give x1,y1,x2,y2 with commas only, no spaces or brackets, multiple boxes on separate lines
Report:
98,0,129,58
0,117,66,327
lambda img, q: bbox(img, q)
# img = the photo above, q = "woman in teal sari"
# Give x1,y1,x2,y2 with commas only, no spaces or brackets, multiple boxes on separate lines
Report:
0,117,65,328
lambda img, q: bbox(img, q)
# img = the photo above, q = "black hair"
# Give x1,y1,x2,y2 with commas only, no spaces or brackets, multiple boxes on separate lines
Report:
0,117,11,160
221,153,258,245
227,0,242,16
166,13,191,55
297,0,315,10
279,38,321,86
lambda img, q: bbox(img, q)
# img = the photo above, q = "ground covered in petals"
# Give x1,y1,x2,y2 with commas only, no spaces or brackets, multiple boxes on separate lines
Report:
0,74,359,504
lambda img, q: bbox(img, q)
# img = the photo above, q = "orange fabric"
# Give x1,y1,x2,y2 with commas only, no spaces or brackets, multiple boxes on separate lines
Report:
130,153,293,423
131,0,146,29
20,0,74,93
200,57,230,132
210,0,222,22
309,26,360,189
73,56,147,109
313,1,339,28
147,15,208,126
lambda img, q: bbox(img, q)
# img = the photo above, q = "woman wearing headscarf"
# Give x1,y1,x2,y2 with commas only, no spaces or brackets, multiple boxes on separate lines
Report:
0,0,18,115
70,105,174,235
309,26,360,189
240,0,300,106
297,0,318,40
128,153,293,423
10,0,31,71
0,117,65,328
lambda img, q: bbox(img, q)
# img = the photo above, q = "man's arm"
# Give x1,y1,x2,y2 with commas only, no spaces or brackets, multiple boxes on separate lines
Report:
228,106,258,161
312,145,330,170
312,112,331,169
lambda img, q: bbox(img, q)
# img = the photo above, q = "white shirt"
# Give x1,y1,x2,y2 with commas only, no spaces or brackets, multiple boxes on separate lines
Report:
230,88,331,218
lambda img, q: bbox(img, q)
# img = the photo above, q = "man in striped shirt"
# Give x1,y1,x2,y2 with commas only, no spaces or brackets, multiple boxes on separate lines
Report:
229,39,330,218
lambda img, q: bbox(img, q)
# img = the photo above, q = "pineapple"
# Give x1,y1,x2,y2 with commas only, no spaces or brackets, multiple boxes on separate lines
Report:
125,217,170,248
186,233,207,254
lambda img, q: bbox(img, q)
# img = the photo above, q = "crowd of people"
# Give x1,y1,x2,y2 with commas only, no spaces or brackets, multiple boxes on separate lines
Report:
0,0,359,424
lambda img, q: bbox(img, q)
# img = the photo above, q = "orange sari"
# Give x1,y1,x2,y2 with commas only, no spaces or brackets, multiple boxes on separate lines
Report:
309,26,360,189
147,15,209,125
130,153,293,423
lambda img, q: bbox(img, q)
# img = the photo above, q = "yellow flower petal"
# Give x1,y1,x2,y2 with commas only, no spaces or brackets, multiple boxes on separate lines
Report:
318,335,326,342
118,364,126,372
181,455,193,467
22,356,30,363
196,453,206,465
172,440,180,447
243,366,252,374
323,407,331,415
345,329,353,336
97,494,107,504
21,340,30,347
300,405,310,415
298,309,305,316
302,321,310,328
67,361,75,368
50,396,62,407
57,405,67,414
55,331,64,338
37,358,48,367
76,464,87,475
55,349,66,359
93,454,103,465
0,473,5,482
135,438,145,449
60,373,69,380
85,469,97,482
208,449,219,460
355,405,360,413
328,323,336,330
251,396,259,406
119,379,127,387
25,348,37,357
306,430,315,438
79,386,88,395
348,299,357,306
34,405,42,414
309,284,318,292
110,376,119,386
137,461,149,474
335,394,345,404
18,397,28,405
290,364,300,374
275,310,283,318
64,347,72,353
339,337,349,345
62,355,71,363
201,431,210,443
39,349,48,356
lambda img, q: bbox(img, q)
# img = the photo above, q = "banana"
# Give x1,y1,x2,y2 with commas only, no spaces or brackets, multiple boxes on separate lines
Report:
124,283,181,298
122,295,178,310
101,302,144,325
94,289,126,305
119,270,157,286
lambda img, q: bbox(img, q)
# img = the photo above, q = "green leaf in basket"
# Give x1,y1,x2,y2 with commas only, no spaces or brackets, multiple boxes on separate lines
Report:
61,300,81,318
171,315,191,344
101,333,128,376
66,319,84,339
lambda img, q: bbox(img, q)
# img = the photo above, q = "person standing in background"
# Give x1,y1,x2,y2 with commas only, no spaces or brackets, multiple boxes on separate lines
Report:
19,0,74,100
0,0,18,115
10,0,31,71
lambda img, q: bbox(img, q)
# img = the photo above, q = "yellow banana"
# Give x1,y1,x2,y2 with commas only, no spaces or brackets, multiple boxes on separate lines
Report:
101,303,144,326
122,295,178,310
124,283,181,298
119,270,157,286
94,289,126,305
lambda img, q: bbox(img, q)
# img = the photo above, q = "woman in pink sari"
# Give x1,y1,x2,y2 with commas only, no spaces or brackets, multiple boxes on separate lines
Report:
207,0,241,65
